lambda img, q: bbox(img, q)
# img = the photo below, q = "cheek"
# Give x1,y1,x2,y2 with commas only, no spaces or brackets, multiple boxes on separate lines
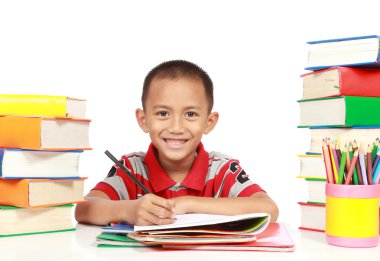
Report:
146,120,165,133
190,123,207,134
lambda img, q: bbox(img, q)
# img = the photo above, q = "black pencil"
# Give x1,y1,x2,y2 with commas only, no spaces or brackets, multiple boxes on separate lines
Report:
104,150,151,194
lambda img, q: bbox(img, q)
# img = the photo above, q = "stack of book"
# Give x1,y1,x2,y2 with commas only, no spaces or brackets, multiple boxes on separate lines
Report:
0,94,91,237
96,213,295,252
297,35,380,232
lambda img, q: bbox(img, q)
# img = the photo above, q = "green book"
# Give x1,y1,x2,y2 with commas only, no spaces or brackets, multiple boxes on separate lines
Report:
298,96,380,127
96,233,158,248
0,204,75,237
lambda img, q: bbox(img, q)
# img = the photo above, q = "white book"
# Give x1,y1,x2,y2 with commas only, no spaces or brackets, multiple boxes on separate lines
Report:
308,127,380,153
305,179,326,204
305,35,380,70
298,202,325,232
0,149,82,179
297,154,326,179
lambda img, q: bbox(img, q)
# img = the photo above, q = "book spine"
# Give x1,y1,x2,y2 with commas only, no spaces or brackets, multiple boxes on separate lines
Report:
0,94,67,117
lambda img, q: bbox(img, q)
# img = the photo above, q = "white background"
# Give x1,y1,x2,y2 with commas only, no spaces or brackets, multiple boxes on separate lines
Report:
0,0,378,227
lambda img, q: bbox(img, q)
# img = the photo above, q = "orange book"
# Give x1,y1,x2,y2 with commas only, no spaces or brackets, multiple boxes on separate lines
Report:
0,116,91,150
0,178,86,208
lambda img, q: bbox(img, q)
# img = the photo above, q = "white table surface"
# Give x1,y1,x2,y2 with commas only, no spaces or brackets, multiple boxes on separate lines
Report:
1,223,380,261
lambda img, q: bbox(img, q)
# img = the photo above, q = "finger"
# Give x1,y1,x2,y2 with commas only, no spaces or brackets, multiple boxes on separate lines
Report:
143,212,176,225
150,195,175,212
148,203,175,219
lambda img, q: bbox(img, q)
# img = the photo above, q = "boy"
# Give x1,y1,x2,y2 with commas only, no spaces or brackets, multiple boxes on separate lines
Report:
75,60,279,226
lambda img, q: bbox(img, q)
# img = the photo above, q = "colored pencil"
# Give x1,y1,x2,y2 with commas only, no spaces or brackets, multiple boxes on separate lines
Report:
359,147,368,185
332,143,340,180
328,141,338,184
352,141,358,151
345,145,351,172
322,139,380,185
345,151,359,185
338,147,347,184
322,142,334,184
356,150,363,185
367,145,373,185
372,159,380,184
348,146,358,185
372,139,379,162
336,143,342,167
346,145,353,184
372,151,380,180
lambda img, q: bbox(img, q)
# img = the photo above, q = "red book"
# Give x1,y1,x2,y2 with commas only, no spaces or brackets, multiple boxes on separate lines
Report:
301,67,380,100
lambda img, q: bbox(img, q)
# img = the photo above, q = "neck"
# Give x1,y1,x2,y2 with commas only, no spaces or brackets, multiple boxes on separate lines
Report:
158,153,196,183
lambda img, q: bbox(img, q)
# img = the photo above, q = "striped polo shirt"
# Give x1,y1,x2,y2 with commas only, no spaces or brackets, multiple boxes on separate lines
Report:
92,143,264,200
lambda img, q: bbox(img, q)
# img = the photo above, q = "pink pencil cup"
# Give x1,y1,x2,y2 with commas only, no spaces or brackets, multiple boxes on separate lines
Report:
325,183,380,248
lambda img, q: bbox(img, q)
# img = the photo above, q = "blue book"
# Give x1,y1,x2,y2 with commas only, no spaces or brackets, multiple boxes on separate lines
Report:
101,223,134,234
305,35,380,70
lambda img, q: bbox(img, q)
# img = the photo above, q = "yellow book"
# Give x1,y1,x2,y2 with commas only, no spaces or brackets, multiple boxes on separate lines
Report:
0,94,86,118
297,154,326,179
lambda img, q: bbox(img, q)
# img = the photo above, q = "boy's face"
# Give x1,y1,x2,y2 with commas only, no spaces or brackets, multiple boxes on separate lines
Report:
136,77,218,167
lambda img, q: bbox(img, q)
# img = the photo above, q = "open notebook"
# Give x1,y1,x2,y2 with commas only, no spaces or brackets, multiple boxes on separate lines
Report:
129,213,270,245
98,213,271,246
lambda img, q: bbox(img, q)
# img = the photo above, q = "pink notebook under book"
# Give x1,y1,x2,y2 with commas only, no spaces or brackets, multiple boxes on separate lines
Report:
162,223,295,252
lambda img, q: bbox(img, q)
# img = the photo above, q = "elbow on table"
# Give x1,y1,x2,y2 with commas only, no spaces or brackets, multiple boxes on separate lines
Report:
74,203,86,224
268,200,279,223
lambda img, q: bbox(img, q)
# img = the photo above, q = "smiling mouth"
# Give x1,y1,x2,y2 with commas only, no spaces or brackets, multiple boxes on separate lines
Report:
164,139,188,149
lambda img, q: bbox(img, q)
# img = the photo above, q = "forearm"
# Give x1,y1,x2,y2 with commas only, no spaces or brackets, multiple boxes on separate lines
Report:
174,193,279,222
75,196,132,226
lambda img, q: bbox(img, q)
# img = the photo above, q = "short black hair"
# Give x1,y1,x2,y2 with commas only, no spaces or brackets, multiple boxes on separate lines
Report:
142,60,214,112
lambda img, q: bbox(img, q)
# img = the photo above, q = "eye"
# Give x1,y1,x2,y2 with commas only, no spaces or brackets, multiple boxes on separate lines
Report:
156,111,169,118
185,111,198,118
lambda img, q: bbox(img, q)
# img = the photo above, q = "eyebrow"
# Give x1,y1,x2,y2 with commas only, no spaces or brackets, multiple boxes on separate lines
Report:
152,105,170,110
152,105,202,111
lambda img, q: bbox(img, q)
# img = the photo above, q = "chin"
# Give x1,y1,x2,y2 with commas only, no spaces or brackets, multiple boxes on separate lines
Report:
162,148,197,163
163,151,189,161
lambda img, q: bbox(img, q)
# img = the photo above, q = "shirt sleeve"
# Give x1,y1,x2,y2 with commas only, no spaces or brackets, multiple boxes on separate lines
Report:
91,157,134,200
215,160,265,197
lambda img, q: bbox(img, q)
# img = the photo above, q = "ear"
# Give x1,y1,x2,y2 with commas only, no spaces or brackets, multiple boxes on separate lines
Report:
135,108,149,133
204,112,219,135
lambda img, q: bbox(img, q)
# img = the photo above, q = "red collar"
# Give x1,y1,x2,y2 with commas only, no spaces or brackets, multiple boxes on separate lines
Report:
144,143,209,193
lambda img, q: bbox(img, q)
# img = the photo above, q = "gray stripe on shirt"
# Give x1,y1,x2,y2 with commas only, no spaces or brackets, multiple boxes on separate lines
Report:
228,179,255,197
102,176,130,200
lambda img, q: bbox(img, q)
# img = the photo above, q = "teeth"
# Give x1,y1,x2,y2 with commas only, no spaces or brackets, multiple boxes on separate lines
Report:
166,139,185,145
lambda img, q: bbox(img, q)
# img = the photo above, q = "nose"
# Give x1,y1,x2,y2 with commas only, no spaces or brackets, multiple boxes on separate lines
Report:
168,115,185,133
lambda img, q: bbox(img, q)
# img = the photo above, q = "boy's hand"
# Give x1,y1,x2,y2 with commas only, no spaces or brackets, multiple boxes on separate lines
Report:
172,196,191,214
129,194,176,226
